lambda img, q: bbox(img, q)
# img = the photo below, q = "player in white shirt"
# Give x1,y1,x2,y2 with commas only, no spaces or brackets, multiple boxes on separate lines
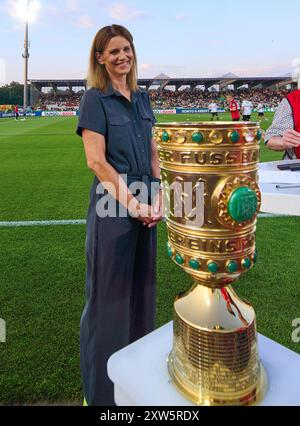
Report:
241,100,253,121
208,102,219,121
257,103,266,122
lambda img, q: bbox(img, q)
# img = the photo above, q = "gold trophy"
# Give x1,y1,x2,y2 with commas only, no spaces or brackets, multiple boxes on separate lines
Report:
154,122,267,406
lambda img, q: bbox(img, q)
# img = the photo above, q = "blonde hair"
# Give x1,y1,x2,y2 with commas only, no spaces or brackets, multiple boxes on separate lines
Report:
87,25,138,92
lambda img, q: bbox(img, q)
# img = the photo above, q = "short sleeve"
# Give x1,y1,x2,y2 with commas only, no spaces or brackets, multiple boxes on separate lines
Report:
144,91,156,125
264,99,294,144
76,89,107,137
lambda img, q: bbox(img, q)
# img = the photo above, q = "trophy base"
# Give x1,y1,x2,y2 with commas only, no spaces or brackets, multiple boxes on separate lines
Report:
168,352,267,406
168,284,268,406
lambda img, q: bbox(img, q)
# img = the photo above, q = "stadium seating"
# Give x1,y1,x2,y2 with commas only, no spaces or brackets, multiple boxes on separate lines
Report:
35,92,82,111
32,88,291,111
148,88,291,109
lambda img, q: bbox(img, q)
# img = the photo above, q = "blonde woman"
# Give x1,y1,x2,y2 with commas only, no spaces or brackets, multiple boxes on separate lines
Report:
76,25,163,406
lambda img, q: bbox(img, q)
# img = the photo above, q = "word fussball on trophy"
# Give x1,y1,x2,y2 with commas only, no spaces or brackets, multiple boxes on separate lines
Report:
154,121,267,406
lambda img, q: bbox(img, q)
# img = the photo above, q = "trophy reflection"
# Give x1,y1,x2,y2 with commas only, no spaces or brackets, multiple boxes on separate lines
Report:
154,122,267,406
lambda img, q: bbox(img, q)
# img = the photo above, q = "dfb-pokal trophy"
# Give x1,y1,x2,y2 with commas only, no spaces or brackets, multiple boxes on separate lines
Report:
154,121,267,406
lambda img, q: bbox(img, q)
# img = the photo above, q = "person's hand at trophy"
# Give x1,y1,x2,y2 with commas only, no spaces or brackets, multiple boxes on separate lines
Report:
282,129,300,148
268,129,300,150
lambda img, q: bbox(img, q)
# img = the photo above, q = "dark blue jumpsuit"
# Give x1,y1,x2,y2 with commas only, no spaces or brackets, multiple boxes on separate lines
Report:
76,85,157,406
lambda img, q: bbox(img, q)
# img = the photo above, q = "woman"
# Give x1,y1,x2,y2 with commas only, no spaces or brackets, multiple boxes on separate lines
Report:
76,25,163,406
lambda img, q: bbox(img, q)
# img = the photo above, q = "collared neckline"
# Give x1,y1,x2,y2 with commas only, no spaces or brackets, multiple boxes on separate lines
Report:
102,83,119,97
101,83,138,103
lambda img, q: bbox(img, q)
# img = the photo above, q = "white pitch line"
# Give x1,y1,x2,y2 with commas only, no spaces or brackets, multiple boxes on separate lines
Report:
258,213,292,218
0,214,293,228
0,220,86,227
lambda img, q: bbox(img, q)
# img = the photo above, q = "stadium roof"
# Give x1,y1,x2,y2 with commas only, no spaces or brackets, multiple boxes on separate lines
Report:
29,75,294,91
221,73,239,78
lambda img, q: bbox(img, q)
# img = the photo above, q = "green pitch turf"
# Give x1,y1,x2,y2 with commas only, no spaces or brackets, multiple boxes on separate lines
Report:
0,114,299,405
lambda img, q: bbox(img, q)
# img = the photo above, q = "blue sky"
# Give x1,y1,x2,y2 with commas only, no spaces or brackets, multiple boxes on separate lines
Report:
1,0,300,84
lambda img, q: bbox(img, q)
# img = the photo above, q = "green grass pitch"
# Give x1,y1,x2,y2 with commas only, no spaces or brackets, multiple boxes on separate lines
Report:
0,113,299,405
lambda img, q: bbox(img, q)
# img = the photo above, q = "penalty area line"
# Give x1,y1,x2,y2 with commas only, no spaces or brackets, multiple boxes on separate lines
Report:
0,214,293,228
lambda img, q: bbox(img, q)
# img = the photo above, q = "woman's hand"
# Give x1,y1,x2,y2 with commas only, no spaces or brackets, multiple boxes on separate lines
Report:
128,202,157,225
146,190,164,228
137,203,157,225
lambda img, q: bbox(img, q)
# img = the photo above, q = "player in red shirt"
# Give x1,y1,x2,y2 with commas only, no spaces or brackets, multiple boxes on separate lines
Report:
14,105,19,121
227,96,240,121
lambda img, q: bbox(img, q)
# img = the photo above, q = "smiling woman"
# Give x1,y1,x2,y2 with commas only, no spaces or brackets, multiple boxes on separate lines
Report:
87,25,139,93
76,24,163,407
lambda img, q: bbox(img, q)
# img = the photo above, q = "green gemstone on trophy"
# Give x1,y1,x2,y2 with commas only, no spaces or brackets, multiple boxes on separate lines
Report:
230,131,240,143
228,186,258,222
227,261,238,273
189,259,200,270
161,131,170,142
242,258,251,269
192,132,204,143
207,262,219,273
253,252,258,264
257,130,262,140
175,254,184,265
167,243,173,258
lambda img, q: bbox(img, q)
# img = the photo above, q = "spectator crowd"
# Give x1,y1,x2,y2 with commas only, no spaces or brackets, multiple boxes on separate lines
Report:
2,88,291,113
148,88,291,110
35,92,83,111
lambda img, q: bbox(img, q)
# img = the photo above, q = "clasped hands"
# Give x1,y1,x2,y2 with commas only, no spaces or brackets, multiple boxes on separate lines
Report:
134,190,164,228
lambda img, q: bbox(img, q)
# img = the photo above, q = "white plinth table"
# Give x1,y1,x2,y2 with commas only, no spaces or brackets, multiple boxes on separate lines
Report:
259,160,300,216
108,322,300,406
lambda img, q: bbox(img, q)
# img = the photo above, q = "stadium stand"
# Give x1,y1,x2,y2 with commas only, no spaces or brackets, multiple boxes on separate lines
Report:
27,75,296,112
35,93,82,111
148,88,291,109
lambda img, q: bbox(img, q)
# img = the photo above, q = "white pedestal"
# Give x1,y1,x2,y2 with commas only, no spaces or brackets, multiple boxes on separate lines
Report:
107,322,300,406
259,161,300,216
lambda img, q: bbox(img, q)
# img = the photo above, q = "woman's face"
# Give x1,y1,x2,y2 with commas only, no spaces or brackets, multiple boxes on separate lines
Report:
97,36,134,80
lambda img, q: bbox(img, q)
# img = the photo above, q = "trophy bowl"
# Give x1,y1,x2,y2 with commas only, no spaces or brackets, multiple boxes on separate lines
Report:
154,121,267,406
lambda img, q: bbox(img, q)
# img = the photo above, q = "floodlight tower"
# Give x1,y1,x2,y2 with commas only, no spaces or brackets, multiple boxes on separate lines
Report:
22,0,30,111
17,0,40,111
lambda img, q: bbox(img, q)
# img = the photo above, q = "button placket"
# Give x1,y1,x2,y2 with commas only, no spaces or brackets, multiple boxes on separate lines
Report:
132,99,149,173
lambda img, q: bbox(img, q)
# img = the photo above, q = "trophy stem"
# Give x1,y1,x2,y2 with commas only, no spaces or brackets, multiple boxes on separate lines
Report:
168,283,267,406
